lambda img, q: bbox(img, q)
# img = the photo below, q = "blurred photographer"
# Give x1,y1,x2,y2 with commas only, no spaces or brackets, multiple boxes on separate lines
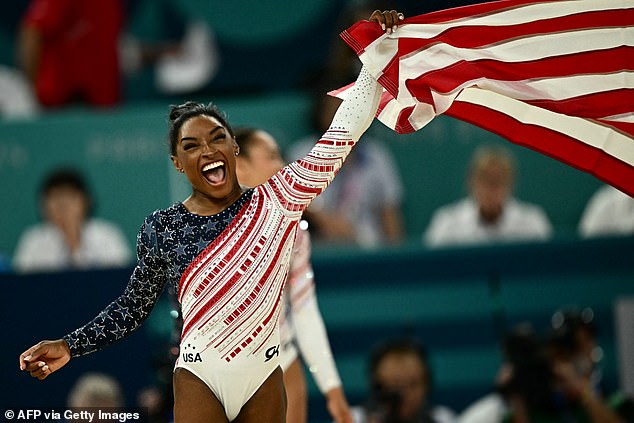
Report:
460,317,634,423
496,324,556,421
544,309,634,423
351,337,456,423
459,323,548,423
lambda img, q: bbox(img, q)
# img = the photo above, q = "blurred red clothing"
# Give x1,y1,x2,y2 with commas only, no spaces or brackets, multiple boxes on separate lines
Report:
22,0,123,107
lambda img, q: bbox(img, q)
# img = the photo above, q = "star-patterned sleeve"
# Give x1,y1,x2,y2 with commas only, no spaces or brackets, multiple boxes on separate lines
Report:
63,212,168,357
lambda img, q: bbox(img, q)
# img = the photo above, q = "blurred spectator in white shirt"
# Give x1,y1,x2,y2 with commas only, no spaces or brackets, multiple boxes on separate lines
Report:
424,145,552,248
13,167,132,273
578,185,634,238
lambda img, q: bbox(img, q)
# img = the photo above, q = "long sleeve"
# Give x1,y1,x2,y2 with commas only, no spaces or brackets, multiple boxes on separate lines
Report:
287,226,342,393
292,293,342,393
62,216,168,357
268,66,382,212
327,66,382,142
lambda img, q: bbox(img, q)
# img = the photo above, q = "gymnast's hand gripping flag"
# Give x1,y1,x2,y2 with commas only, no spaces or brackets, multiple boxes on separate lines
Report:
332,0,634,196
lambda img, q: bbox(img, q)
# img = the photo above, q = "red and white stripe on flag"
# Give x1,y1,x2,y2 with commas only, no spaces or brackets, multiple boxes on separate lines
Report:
333,0,634,196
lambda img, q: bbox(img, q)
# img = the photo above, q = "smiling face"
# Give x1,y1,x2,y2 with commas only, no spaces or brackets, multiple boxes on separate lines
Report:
171,115,242,213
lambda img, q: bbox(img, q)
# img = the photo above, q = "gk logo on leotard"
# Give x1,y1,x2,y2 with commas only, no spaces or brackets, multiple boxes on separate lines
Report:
264,345,280,362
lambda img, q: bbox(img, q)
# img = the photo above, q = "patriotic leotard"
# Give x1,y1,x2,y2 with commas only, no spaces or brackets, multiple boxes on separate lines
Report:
63,67,381,420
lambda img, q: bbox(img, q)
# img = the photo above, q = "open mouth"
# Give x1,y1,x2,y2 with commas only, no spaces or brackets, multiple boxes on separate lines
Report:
201,161,226,185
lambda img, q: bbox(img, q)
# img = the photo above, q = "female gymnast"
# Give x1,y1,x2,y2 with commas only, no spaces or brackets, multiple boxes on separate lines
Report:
234,127,352,423
18,10,404,422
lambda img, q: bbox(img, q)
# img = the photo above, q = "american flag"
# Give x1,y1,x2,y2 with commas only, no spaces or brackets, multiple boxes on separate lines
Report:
334,0,634,196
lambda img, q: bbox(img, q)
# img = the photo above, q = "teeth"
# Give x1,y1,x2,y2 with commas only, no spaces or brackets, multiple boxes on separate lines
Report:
202,161,223,172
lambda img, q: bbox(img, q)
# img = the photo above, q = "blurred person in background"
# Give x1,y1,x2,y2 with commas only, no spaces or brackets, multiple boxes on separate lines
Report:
543,311,634,423
459,314,634,423
286,87,405,249
17,0,123,108
13,167,132,273
352,337,456,423
548,307,634,421
578,185,634,238
119,0,219,98
0,64,38,119
67,372,124,408
458,324,536,423
67,372,124,422
549,309,603,394
424,145,552,248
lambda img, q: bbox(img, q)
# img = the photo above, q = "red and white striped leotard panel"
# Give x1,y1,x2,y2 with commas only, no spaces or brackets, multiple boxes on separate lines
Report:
177,67,382,364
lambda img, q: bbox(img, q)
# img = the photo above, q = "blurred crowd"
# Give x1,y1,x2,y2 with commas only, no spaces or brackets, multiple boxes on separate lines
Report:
2,0,632,269
0,0,428,118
